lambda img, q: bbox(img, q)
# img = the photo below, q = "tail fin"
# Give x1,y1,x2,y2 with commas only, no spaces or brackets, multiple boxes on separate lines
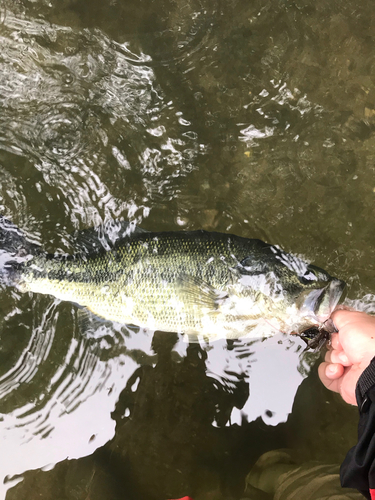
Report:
0,216,39,286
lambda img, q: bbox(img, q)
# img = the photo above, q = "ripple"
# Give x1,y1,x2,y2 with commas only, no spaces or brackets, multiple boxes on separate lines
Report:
0,303,151,499
34,102,85,162
0,12,199,231
344,294,375,314
0,168,29,218
144,2,220,67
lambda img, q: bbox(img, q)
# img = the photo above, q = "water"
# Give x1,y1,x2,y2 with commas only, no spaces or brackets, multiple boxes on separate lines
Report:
0,0,373,498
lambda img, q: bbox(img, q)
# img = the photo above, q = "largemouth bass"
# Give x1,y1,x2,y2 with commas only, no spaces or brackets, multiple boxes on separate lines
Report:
0,218,345,343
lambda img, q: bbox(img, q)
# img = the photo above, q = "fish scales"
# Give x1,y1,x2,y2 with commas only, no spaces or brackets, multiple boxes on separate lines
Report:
18,232,276,336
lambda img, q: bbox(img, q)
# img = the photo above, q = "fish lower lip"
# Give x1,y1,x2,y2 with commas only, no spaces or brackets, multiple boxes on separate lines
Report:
314,278,346,323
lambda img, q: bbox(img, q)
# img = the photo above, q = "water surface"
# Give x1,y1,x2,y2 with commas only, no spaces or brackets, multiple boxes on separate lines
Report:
0,0,373,498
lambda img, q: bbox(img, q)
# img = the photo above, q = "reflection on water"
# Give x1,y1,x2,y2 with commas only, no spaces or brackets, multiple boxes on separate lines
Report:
0,0,374,498
0,304,306,473
0,311,153,497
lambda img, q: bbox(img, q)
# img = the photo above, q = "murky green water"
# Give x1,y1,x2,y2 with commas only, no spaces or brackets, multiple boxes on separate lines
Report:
0,0,374,499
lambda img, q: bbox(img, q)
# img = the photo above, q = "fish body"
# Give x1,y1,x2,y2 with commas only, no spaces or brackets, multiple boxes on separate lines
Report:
1,219,345,341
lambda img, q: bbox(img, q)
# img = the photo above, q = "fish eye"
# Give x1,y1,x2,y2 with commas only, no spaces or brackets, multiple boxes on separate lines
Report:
298,265,329,285
298,270,318,284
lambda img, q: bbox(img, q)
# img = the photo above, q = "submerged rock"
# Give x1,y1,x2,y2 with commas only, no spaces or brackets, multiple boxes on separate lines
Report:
246,449,363,500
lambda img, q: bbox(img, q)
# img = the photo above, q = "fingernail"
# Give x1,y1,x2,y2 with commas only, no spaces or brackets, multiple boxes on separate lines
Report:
338,352,349,364
327,365,337,375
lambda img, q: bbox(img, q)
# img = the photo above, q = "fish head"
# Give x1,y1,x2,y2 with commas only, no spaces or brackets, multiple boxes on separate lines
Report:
292,263,346,333
237,249,346,336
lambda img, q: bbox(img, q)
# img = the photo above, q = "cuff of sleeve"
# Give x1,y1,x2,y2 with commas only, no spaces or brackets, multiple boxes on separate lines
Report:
356,356,375,404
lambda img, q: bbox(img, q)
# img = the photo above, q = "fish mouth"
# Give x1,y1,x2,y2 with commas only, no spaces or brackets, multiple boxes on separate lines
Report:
314,278,346,322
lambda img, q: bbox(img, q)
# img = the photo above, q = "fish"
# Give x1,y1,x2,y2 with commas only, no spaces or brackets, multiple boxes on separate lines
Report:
0,217,345,345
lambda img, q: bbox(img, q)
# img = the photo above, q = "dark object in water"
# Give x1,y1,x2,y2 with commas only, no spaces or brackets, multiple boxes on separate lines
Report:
300,318,338,351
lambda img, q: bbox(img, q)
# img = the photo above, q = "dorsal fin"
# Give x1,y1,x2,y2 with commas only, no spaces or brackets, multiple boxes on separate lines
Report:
74,220,149,255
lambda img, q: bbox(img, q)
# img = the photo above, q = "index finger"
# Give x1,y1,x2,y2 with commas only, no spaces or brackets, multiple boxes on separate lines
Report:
331,309,370,331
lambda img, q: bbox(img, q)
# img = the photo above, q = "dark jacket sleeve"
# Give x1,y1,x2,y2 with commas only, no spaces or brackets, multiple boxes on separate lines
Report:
340,357,375,500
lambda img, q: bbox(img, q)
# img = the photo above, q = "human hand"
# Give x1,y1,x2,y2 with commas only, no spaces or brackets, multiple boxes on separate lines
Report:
318,310,375,405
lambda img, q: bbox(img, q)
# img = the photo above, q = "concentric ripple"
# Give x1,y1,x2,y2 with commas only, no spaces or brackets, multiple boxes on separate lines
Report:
0,12,199,232
146,2,220,67
0,294,156,498
34,103,85,162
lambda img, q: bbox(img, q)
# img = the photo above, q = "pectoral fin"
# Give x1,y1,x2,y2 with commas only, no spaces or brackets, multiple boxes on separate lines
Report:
239,256,270,274
177,274,228,311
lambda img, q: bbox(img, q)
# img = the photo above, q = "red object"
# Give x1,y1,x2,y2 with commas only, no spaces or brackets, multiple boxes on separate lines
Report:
168,497,193,500
370,489,375,500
